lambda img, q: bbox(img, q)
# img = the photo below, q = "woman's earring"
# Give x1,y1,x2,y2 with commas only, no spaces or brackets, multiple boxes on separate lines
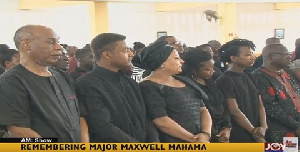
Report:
161,66,166,71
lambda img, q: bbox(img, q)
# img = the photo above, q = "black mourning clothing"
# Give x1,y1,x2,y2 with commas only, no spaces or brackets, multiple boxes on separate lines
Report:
0,65,80,142
217,71,260,142
139,76,206,142
197,79,231,141
75,66,158,142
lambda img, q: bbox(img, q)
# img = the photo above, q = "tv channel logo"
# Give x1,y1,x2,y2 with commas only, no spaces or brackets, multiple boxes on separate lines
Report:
283,137,298,152
265,143,284,152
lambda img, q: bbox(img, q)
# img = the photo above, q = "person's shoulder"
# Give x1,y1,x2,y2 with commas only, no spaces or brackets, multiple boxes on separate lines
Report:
75,70,98,84
252,66,264,75
216,72,231,81
289,59,300,70
0,64,27,80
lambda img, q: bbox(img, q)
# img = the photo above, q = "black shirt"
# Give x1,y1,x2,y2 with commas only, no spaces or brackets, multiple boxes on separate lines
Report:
214,56,227,72
197,79,231,138
75,66,158,142
211,66,222,81
69,67,88,81
0,65,80,142
217,71,260,142
139,79,205,143
0,67,4,75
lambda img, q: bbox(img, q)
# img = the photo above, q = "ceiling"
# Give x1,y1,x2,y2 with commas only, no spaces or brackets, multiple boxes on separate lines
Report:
61,0,300,3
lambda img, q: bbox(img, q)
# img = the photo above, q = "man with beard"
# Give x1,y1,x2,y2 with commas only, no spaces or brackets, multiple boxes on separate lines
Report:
253,44,300,143
75,33,159,142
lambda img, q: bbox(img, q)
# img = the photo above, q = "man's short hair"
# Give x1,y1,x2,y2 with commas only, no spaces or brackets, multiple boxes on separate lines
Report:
13,25,39,49
75,48,92,62
91,33,126,61
265,37,280,45
155,36,174,43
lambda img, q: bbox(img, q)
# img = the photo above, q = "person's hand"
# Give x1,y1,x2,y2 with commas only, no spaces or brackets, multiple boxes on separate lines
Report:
217,128,231,143
252,127,266,138
252,127,266,143
0,130,5,137
193,133,210,143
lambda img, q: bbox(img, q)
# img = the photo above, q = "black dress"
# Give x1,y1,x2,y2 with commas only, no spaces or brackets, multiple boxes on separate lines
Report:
217,71,260,142
197,78,231,142
139,79,206,142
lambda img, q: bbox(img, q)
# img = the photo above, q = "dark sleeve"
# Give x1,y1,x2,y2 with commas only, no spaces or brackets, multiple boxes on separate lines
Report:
75,81,139,142
221,107,232,128
255,74,300,130
139,82,167,120
145,119,160,142
0,76,30,129
216,76,236,99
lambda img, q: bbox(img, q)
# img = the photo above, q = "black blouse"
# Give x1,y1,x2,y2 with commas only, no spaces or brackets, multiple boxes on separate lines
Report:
139,79,205,143
197,79,231,137
217,71,260,142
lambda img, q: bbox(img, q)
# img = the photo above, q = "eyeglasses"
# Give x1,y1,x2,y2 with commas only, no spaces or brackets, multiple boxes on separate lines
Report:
169,41,182,45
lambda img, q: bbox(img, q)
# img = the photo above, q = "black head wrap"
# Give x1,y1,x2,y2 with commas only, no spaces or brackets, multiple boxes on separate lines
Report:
132,41,174,71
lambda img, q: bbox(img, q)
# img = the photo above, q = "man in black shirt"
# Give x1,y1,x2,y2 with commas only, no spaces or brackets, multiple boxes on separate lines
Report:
0,25,81,142
69,48,94,81
75,33,159,142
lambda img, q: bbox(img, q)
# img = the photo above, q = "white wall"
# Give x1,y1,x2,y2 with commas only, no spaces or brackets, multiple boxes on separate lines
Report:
108,2,218,47
108,2,300,52
0,0,91,49
1,1,300,52
237,3,300,52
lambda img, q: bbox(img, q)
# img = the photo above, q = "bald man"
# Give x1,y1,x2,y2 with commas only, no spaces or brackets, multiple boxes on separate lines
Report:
265,37,280,45
0,25,83,142
253,44,300,143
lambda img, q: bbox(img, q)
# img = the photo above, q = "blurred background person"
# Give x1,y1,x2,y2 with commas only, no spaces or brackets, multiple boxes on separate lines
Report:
52,48,69,71
69,48,94,81
0,45,20,73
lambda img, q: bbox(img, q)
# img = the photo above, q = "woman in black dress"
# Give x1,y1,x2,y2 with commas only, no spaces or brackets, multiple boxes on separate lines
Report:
182,49,231,143
216,39,267,142
132,41,212,143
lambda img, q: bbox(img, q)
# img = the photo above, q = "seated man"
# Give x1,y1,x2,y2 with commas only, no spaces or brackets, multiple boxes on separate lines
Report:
253,44,300,143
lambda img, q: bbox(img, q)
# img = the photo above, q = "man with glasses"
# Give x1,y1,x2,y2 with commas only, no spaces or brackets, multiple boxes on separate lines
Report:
253,43,300,143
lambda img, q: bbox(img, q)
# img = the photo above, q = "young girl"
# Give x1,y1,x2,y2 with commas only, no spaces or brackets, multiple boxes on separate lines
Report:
216,39,267,142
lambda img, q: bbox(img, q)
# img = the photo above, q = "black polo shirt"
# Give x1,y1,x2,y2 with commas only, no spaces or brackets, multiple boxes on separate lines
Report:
75,66,158,143
0,65,80,142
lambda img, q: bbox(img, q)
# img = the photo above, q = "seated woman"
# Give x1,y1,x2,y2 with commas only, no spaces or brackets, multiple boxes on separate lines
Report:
216,39,267,143
182,49,232,143
132,41,212,143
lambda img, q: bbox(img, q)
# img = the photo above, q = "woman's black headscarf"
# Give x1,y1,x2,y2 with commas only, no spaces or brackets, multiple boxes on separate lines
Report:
132,41,174,71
